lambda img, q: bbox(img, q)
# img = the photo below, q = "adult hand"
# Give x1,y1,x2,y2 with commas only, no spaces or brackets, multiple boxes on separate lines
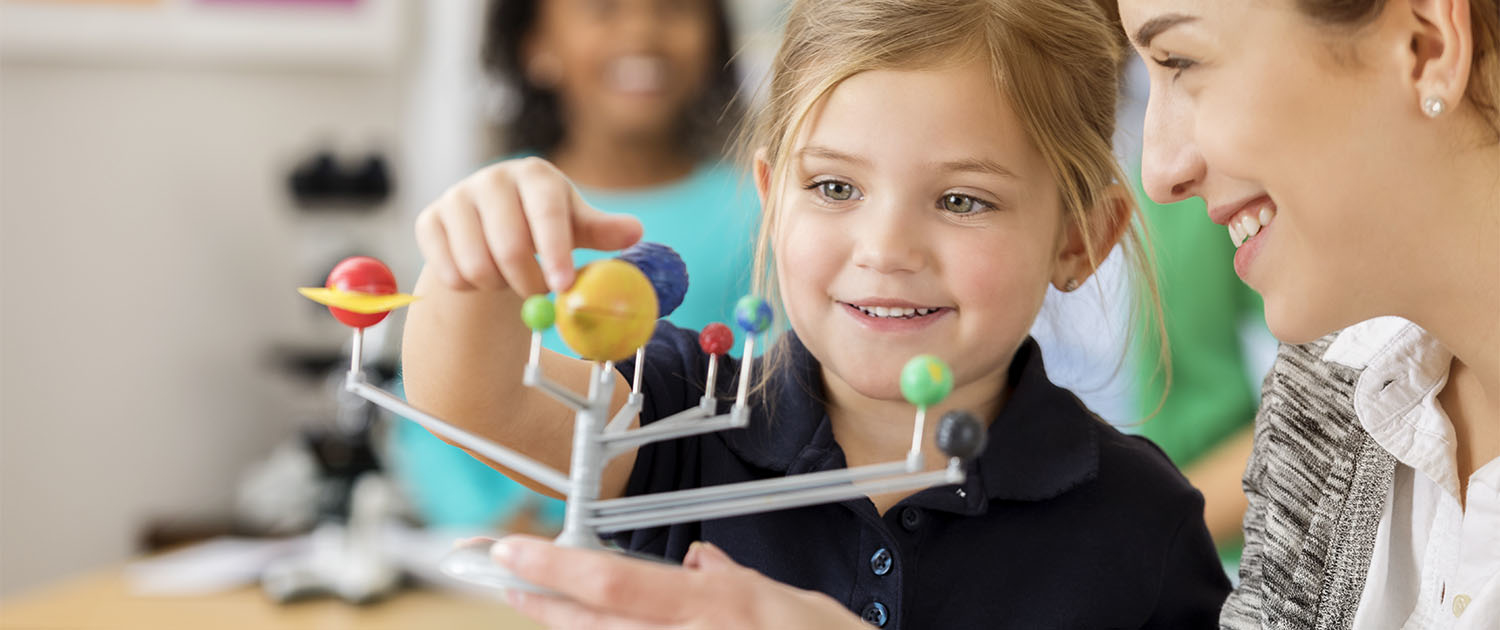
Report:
490,535,869,630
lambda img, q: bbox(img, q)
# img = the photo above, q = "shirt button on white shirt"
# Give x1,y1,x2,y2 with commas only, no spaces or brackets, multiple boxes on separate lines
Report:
1452,594,1471,617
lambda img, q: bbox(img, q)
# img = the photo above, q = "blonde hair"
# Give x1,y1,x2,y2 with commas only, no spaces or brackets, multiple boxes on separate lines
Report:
740,0,1166,403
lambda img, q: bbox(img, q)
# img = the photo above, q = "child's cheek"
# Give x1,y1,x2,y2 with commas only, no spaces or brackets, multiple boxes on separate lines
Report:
945,240,1052,330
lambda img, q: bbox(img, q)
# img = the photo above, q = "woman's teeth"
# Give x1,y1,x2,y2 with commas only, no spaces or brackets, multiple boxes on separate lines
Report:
855,305,938,319
1229,204,1278,247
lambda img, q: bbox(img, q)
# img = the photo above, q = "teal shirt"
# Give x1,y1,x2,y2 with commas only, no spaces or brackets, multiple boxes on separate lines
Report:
388,161,760,529
540,162,760,355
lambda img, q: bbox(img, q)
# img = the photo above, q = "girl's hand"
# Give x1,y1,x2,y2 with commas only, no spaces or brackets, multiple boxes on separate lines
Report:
491,535,869,630
414,157,644,295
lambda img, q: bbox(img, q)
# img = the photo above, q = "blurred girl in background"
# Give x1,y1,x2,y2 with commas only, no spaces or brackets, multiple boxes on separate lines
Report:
389,0,756,535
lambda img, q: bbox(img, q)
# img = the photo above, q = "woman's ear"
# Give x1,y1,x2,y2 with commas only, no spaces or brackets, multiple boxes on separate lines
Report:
753,148,771,203
1052,184,1132,292
1403,0,1474,114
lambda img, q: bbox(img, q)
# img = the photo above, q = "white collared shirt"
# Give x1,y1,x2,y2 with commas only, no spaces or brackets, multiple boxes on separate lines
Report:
1327,317,1500,630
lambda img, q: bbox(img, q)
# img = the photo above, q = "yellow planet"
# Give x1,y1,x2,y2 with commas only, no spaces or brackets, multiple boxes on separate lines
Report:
556,259,658,362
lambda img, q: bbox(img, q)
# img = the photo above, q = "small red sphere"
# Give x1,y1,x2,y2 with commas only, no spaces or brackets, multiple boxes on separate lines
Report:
698,323,734,356
326,256,397,329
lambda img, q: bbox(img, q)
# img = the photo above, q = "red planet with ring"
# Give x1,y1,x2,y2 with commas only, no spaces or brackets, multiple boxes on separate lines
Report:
325,256,397,328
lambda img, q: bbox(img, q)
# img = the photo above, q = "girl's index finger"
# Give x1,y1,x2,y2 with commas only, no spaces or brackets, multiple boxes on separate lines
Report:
491,535,699,624
511,159,581,293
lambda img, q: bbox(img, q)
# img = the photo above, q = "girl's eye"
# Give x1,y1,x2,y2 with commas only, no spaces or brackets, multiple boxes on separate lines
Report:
813,179,859,201
1151,55,1196,80
940,193,990,215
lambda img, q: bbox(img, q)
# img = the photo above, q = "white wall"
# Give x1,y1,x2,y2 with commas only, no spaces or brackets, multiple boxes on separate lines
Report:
0,60,393,596
0,1,491,596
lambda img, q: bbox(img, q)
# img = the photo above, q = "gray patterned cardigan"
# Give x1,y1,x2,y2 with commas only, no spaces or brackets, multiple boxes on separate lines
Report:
1221,336,1398,629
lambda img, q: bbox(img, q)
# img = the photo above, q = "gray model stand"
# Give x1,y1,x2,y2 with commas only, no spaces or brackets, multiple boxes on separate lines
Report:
341,318,984,595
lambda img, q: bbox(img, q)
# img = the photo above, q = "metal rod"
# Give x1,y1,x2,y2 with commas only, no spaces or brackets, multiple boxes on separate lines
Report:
598,404,709,443
589,362,604,400
732,336,756,409
631,347,645,396
349,328,364,377
701,354,719,411
586,461,911,517
604,393,642,434
345,380,572,495
528,331,541,367
909,406,927,461
586,468,963,533
524,366,588,411
556,362,613,550
599,409,731,456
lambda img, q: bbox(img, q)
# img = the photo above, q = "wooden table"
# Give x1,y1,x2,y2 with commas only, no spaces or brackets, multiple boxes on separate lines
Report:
0,568,543,630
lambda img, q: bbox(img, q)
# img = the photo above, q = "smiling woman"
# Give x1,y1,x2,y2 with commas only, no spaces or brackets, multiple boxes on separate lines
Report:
1115,0,1500,627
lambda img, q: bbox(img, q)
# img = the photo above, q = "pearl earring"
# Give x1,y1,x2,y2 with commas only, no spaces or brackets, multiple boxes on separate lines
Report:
1422,95,1447,118
1062,279,1079,292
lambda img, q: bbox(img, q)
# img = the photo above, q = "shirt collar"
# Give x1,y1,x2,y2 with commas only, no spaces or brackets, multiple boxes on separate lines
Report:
974,338,1100,502
1324,316,1459,497
723,334,1099,505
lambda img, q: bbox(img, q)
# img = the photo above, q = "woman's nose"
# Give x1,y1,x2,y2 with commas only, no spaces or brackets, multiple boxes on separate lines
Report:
1140,93,1206,205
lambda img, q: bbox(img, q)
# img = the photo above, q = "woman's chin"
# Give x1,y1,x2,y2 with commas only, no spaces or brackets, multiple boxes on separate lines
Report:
1264,300,1344,346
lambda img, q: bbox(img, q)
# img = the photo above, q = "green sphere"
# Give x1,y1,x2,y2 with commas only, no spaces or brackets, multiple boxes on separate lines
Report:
900,355,953,407
520,295,556,331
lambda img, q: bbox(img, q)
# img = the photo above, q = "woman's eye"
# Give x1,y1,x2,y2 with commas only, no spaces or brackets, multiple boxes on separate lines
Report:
1152,55,1196,79
815,180,858,201
940,193,987,215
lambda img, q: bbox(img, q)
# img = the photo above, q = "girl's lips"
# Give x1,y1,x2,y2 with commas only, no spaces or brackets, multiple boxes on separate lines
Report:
839,301,952,333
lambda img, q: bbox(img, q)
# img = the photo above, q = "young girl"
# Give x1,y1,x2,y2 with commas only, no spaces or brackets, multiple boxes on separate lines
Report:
402,0,1229,627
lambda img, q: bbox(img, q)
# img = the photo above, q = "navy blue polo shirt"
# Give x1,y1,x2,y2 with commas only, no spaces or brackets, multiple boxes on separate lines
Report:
614,323,1229,628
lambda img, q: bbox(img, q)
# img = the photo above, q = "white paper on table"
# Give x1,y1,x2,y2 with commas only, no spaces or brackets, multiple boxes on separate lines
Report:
125,536,307,597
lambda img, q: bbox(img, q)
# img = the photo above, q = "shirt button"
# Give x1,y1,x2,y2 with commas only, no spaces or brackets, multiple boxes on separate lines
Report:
1453,594,1471,617
900,507,921,531
870,548,893,576
861,601,889,627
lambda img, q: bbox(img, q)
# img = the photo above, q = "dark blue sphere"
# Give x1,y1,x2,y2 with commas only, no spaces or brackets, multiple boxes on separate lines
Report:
616,242,689,319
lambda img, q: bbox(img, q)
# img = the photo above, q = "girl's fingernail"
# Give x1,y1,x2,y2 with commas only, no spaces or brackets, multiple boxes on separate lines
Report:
454,536,494,550
491,540,514,565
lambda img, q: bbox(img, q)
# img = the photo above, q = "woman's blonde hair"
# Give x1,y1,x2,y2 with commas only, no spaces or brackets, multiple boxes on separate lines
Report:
740,0,1166,402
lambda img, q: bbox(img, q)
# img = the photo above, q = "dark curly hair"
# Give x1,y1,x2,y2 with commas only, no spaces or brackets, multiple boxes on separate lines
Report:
481,0,745,159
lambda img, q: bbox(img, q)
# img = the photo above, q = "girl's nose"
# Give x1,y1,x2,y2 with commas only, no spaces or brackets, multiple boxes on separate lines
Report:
850,204,927,275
